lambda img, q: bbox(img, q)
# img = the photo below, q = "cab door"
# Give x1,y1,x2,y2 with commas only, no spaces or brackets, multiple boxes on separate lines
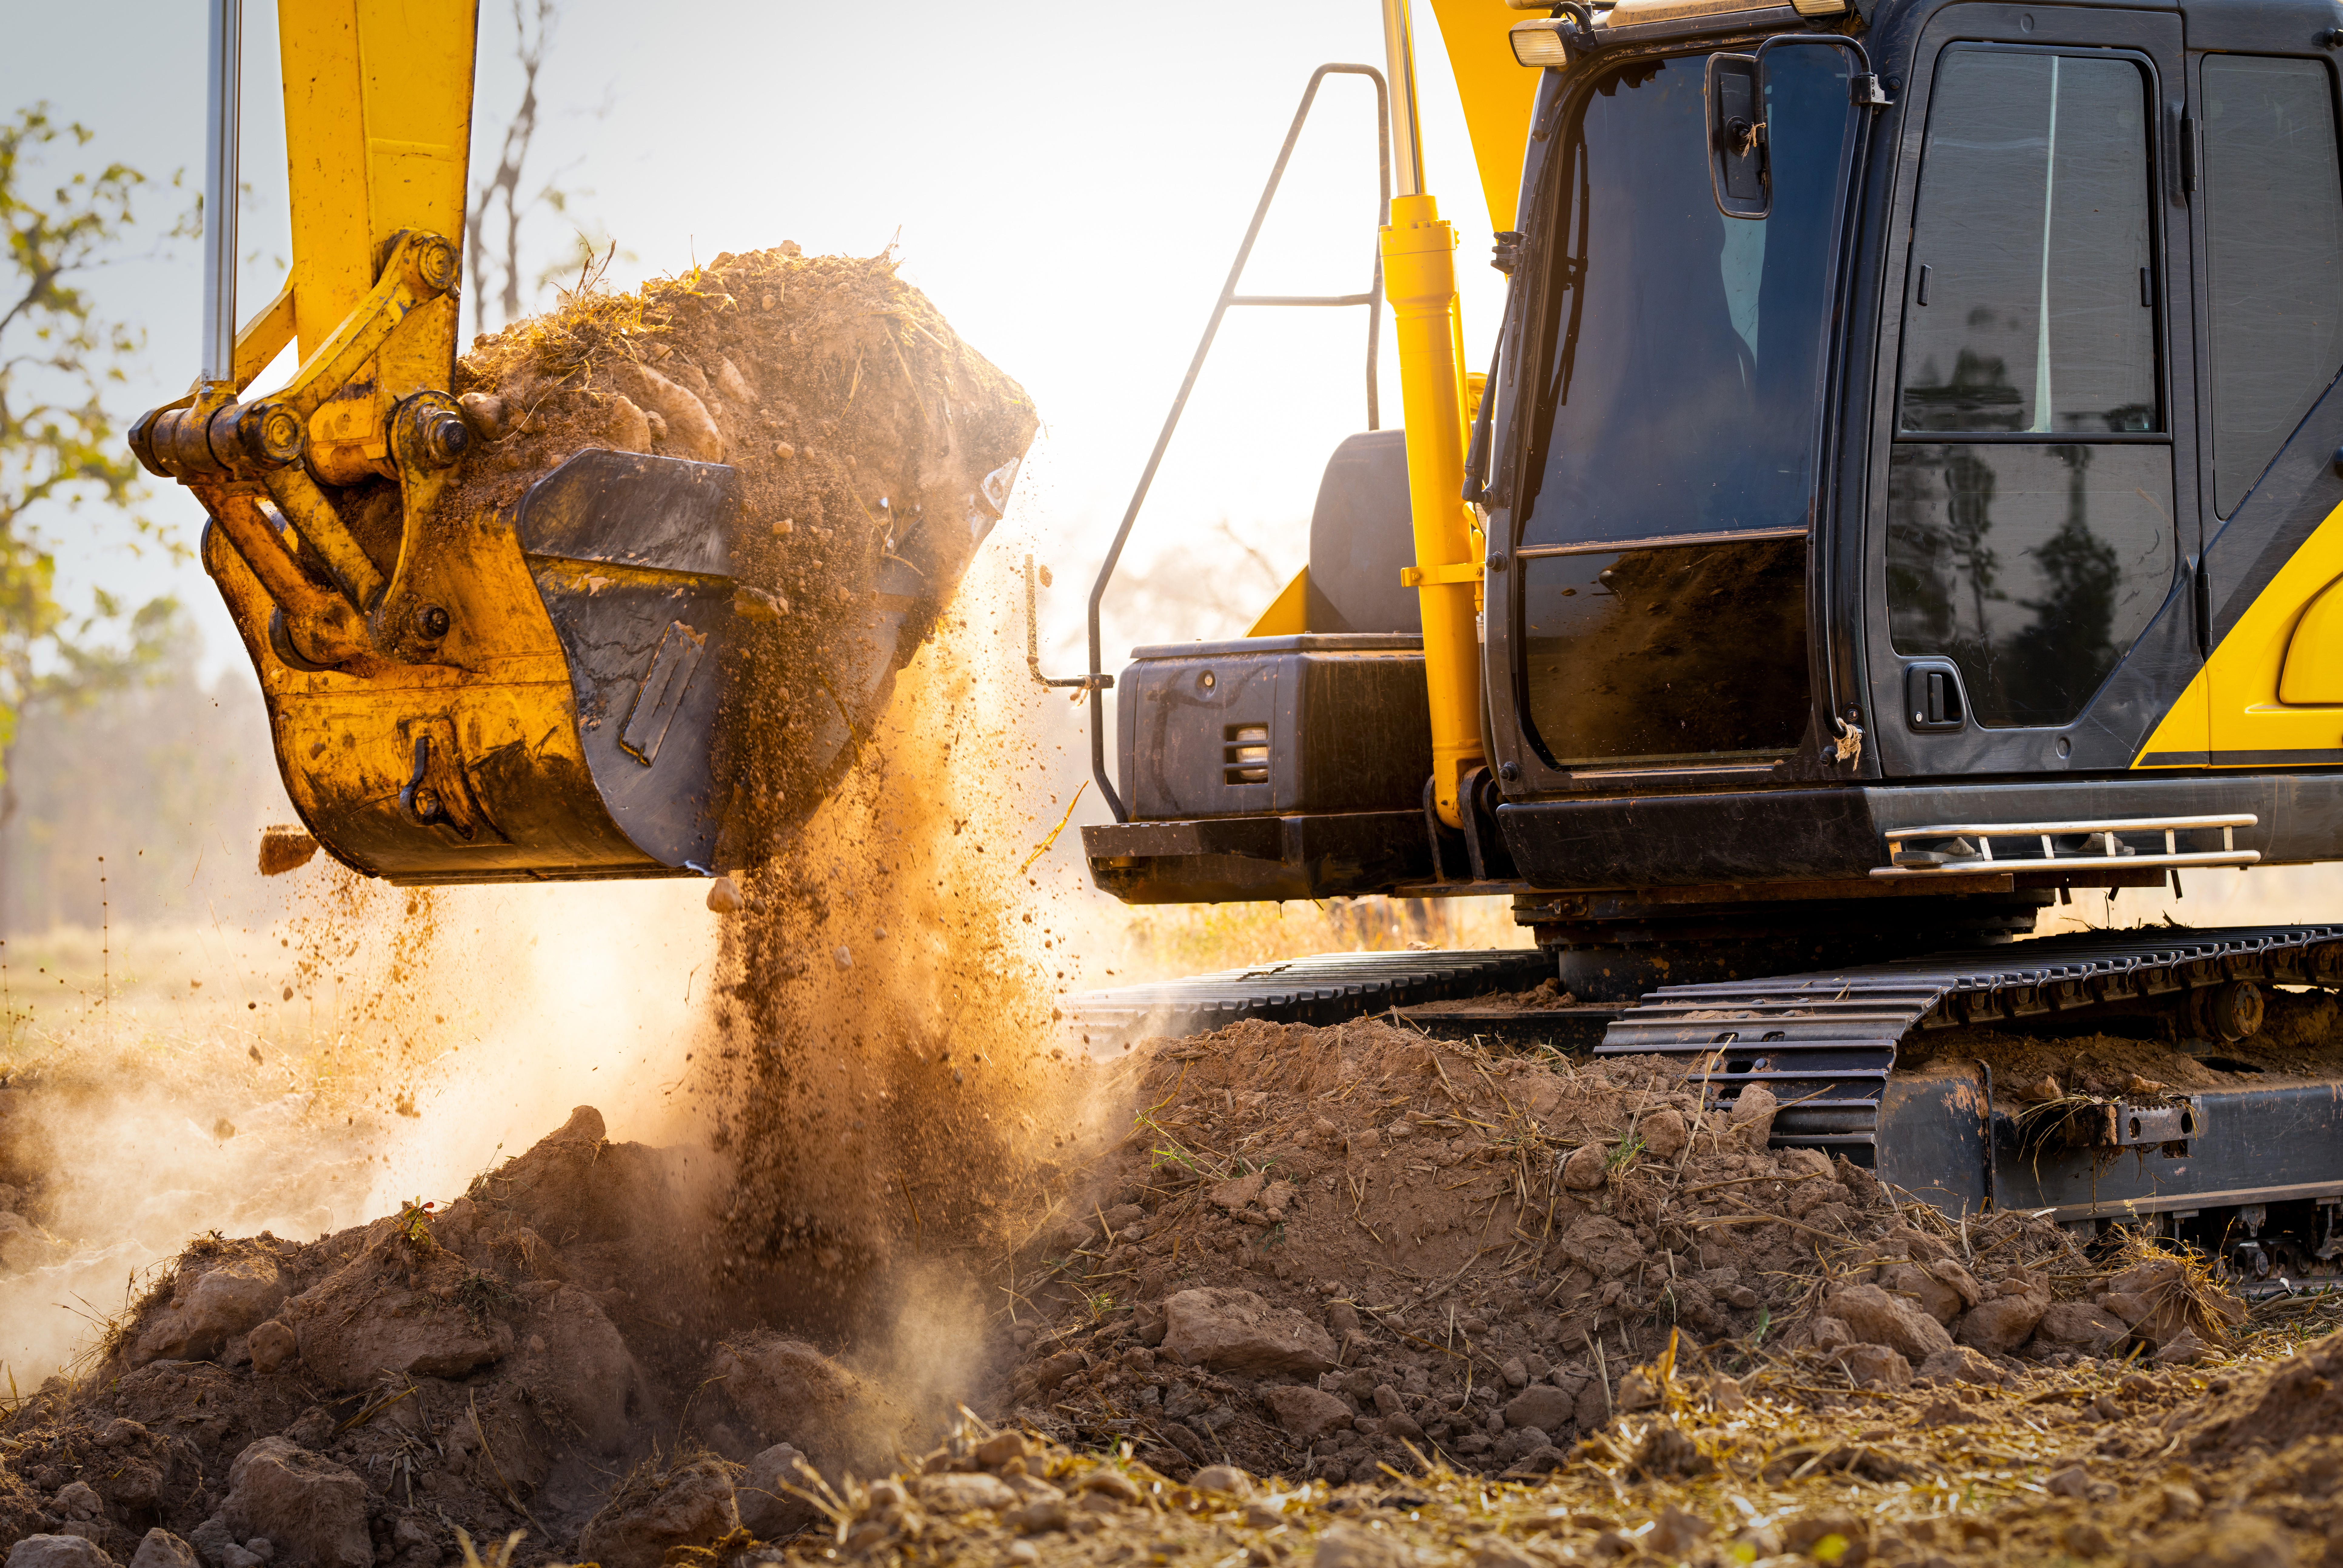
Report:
1866,8,2204,777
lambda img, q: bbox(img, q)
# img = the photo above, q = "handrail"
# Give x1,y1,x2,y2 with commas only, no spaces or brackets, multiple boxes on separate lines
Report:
1077,63,1392,822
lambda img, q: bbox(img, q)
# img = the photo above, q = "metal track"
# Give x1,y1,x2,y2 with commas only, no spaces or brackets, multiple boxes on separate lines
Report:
1596,924,2343,1153
1064,948,1552,1045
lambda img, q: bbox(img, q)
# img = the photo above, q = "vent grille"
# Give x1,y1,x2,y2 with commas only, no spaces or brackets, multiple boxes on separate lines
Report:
1223,723,1270,785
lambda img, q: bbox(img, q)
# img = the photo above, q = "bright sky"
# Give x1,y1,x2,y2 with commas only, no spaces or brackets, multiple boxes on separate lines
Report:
3,1,1510,684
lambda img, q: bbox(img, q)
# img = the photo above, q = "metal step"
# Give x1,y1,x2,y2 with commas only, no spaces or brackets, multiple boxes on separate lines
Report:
1063,947,1554,1045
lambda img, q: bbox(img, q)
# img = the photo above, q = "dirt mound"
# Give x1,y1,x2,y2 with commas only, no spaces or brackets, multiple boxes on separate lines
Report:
447,243,1037,872
0,1107,974,1564
984,1017,2178,1483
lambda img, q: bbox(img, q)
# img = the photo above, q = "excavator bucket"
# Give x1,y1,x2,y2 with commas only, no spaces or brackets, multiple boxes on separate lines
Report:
191,448,745,884
140,1,1031,886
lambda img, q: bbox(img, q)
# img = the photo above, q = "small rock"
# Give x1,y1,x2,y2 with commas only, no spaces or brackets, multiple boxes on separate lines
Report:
1616,1367,1664,1411
975,1432,1033,1468
1160,1288,1337,1376
576,1457,742,1568
1265,1385,1353,1441
5,1541,117,1568
1500,1357,1528,1389
2044,1463,2093,1499
2158,1483,2203,1520
1503,1383,1576,1434
1824,1282,1953,1362
1560,1144,1608,1189
53,1482,101,1520
1914,1345,2005,1386
246,1320,296,1375
1954,1294,2045,1355
918,1473,1018,1513
1190,1464,1254,1498
1005,1497,1070,1534
1927,1258,1983,1309
710,1333,897,1480
1881,1263,1966,1326
2030,1302,2129,1356
1839,1344,1912,1389
735,1443,821,1539
128,1534,197,1568
132,1254,290,1365
1631,1421,1711,1479
1077,1471,1143,1505
457,392,507,440
832,944,852,969
1779,1146,1832,1179
1500,1445,1572,1479
219,1440,370,1568
1916,1396,1980,1426
1641,1108,1689,1159
1729,1084,1779,1149
1209,1171,1268,1211
2155,1329,2210,1366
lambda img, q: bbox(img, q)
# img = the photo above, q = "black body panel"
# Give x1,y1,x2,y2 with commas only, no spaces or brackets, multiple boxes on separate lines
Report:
1306,431,1421,636
1082,810,1433,903
1115,635,1431,821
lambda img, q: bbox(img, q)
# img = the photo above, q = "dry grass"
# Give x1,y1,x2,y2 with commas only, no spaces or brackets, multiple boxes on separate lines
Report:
742,1292,2343,1568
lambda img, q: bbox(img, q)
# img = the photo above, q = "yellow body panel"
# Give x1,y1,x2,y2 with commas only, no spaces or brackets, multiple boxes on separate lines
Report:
1428,0,1542,230
2280,570,2343,704
2133,497,2343,765
1247,567,1311,637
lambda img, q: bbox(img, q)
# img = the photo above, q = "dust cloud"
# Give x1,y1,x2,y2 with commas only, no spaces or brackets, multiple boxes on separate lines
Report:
0,864,717,1392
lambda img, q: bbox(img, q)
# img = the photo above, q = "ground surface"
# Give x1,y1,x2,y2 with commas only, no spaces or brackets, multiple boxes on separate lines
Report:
2,1016,2338,1568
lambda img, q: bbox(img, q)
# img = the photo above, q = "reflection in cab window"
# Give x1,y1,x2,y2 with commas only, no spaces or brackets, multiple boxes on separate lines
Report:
1888,445,2174,726
1888,46,2176,731
1899,52,2157,434
1517,48,1856,548
2203,55,2343,517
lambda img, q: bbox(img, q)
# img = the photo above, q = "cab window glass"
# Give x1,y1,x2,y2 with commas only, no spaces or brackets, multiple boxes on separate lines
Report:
1899,52,2157,434
2203,55,2343,516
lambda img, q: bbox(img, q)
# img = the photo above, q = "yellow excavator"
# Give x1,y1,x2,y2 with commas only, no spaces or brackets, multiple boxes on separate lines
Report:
139,1,2343,1279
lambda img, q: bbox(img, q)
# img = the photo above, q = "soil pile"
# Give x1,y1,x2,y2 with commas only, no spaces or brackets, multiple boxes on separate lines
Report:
988,1017,2221,1484
448,244,1037,872
0,1106,966,1563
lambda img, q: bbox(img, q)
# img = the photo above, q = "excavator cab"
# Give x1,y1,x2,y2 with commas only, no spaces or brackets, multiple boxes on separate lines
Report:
1074,0,2343,1248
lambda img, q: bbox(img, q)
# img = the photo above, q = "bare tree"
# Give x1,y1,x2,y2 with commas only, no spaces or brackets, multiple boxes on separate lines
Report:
465,0,626,336
466,0,549,336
